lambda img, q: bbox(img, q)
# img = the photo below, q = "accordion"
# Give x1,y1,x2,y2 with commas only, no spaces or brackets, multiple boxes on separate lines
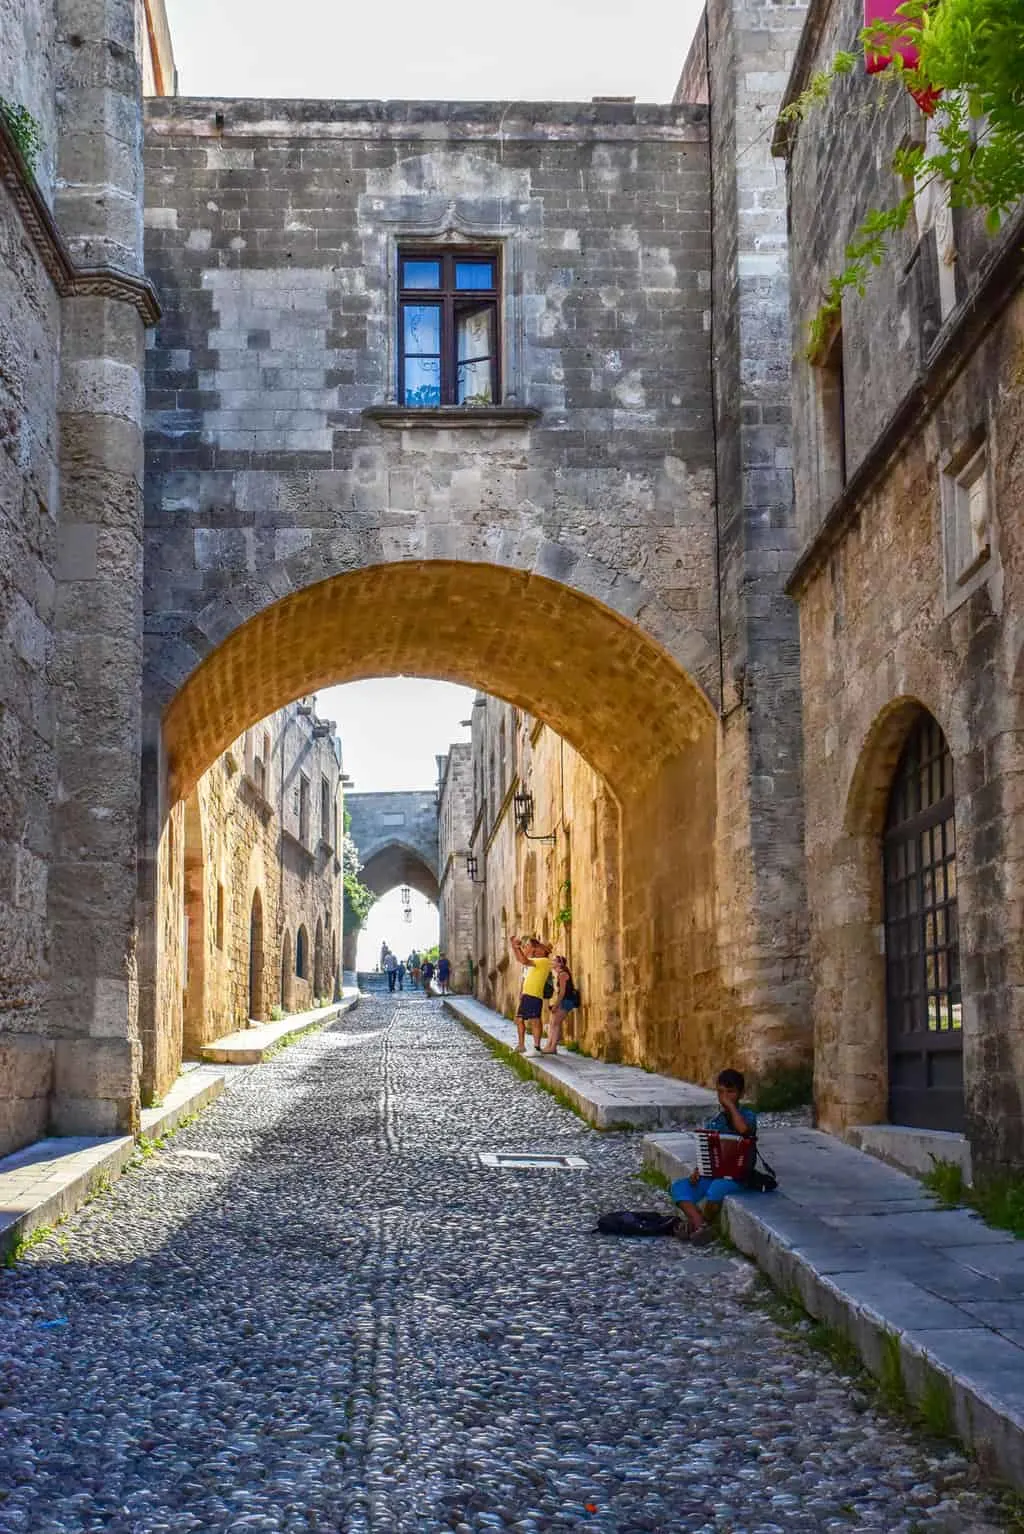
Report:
695,1129,755,1181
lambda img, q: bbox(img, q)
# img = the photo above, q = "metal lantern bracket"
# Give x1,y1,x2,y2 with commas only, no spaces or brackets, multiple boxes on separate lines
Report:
512,789,557,845
465,853,486,884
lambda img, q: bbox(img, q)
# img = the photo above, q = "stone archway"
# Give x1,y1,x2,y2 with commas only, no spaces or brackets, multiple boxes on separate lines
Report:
342,837,441,974
314,917,326,1002
146,560,725,1101
813,695,954,1134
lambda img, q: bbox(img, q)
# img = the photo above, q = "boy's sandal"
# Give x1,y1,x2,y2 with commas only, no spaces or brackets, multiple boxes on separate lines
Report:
690,1226,717,1247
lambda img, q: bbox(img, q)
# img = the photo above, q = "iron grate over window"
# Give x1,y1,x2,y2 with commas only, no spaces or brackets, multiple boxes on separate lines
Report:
883,711,963,1130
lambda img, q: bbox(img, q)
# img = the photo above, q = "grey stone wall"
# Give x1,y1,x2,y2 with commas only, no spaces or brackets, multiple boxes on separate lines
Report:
0,173,61,1153
0,0,58,199
679,0,812,1080
783,0,1024,1169
437,743,474,991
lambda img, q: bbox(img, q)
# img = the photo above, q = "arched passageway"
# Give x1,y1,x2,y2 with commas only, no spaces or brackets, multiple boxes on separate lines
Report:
249,891,265,1022
281,930,293,1011
342,841,441,974
146,560,805,1108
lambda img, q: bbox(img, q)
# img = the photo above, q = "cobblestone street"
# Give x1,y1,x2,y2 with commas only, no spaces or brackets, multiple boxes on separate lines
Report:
0,997,1014,1534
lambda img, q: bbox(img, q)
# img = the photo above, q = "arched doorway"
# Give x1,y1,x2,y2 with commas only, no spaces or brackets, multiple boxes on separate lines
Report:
314,917,325,1001
281,929,293,1011
249,890,265,1022
883,712,963,1130
181,789,207,1056
296,925,309,984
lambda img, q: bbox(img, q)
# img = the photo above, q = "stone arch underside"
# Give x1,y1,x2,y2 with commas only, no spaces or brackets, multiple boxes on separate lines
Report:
359,842,440,905
157,562,715,806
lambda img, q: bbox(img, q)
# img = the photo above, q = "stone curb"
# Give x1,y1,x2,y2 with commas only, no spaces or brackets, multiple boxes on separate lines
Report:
199,992,359,1064
643,1134,1024,1492
0,1065,227,1262
444,995,716,1130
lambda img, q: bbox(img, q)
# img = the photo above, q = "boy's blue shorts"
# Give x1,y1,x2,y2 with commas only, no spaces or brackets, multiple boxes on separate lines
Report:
671,1175,743,1205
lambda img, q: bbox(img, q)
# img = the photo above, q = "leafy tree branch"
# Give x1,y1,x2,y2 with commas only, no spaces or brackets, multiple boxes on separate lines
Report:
780,0,1024,354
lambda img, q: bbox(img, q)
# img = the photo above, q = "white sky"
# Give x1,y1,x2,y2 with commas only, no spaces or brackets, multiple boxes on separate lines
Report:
317,678,476,793
356,887,439,972
163,0,702,102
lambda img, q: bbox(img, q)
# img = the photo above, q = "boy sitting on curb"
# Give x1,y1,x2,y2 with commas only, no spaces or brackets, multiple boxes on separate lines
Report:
671,1068,757,1246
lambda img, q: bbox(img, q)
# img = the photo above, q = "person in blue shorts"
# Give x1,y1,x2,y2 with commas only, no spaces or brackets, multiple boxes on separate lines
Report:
672,1068,756,1245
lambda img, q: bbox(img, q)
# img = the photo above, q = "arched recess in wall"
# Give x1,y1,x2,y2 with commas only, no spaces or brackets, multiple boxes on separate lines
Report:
249,890,265,1022
296,924,309,981
314,916,325,1000
281,929,293,1011
151,560,732,1098
181,788,207,1057
827,695,959,1132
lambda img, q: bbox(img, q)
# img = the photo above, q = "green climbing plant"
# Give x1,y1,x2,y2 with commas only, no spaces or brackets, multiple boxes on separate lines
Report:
553,878,572,931
342,831,374,931
0,98,43,175
779,0,1024,355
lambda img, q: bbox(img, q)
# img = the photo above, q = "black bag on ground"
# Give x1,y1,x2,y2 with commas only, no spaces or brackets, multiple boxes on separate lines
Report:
596,1210,683,1237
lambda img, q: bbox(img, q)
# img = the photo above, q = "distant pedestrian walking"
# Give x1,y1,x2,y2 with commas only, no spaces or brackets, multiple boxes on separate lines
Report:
420,958,435,993
384,950,398,993
510,934,553,1054
540,954,577,1055
397,961,405,991
437,954,451,995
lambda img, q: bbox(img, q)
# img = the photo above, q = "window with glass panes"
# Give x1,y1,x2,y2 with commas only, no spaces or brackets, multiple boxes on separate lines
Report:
398,249,499,407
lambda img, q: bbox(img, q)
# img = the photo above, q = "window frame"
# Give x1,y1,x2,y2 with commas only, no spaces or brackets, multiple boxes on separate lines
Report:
397,246,502,408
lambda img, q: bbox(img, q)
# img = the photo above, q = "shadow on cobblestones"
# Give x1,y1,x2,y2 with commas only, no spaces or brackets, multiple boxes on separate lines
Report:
0,996,1015,1534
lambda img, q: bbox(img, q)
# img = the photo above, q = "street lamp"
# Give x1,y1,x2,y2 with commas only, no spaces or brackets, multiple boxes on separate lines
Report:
400,884,411,907
466,853,485,884
512,790,556,845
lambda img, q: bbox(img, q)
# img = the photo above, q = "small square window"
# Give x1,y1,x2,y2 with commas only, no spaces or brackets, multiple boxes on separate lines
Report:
942,439,991,595
398,247,500,407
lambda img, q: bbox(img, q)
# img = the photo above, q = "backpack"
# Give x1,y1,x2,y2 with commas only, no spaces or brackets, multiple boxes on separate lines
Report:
596,1210,684,1238
542,971,555,1000
741,1147,779,1193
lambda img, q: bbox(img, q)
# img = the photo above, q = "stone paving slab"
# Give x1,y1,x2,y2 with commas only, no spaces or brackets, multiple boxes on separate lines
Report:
444,995,718,1128
0,1064,227,1260
644,1125,1024,1490
199,990,359,1064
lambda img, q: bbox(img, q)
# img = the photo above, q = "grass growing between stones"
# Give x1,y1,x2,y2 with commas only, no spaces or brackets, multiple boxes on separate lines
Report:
746,1275,1024,1523
478,1034,594,1125
923,1158,1024,1239
635,1164,671,1193
752,1064,813,1113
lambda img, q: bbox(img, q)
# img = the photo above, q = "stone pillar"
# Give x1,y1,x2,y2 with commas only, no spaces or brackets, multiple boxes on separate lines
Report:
680,0,813,1085
49,0,146,1134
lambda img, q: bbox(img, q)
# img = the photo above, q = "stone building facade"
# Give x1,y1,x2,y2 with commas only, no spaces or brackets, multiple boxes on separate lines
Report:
778,0,1024,1171
437,743,474,993
163,697,344,1091
3,0,1021,1179
0,0,173,1154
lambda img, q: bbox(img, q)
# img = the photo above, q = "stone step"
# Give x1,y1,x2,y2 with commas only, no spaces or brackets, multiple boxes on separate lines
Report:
644,1127,1024,1491
199,992,359,1064
444,994,717,1129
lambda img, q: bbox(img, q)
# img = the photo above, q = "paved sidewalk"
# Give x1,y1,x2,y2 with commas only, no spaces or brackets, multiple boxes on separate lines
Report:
646,1126,1024,1490
199,990,359,1063
0,1063,226,1259
444,994,717,1128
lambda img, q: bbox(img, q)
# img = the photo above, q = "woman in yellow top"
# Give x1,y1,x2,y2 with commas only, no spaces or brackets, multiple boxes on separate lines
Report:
510,934,553,1054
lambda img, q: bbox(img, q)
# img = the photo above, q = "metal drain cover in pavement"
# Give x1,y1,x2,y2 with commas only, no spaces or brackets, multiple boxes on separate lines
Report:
478,1152,589,1170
